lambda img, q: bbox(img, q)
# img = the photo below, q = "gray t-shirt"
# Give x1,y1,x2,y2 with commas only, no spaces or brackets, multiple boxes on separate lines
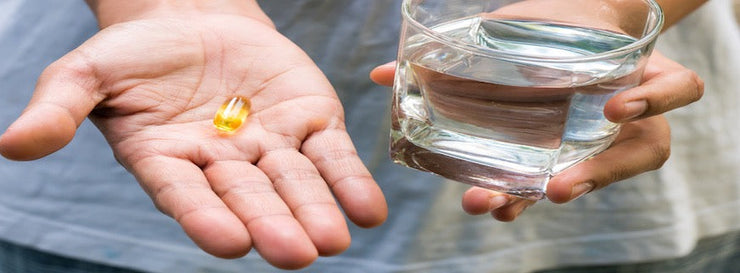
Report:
0,1,738,272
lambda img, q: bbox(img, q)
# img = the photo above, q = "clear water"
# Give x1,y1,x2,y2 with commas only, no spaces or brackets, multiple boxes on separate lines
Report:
391,17,644,199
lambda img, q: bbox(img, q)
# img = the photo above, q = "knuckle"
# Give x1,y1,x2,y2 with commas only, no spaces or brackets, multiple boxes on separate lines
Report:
46,51,96,81
648,140,671,170
599,135,671,187
272,168,322,185
315,145,358,165
605,166,632,187
152,183,212,220
682,69,705,103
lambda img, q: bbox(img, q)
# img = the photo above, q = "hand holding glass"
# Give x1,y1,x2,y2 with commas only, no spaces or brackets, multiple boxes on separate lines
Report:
390,0,664,199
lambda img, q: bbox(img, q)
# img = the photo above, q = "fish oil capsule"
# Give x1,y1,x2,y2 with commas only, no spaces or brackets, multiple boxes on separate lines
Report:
213,96,251,133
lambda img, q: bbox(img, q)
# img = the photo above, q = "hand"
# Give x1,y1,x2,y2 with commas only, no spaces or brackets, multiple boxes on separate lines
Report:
370,51,702,221
0,13,387,269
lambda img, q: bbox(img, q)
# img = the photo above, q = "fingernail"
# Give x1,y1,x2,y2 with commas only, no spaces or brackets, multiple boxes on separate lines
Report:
489,195,509,210
571,182,594,201
623,100,648,121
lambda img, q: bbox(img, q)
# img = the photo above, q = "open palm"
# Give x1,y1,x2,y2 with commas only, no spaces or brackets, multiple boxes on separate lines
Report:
0,14,386,269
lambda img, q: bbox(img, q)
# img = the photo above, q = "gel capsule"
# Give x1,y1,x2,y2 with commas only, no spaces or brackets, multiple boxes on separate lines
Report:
213,96,251,133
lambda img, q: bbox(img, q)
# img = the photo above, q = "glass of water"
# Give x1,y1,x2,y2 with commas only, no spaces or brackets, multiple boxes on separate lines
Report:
390,0,664,200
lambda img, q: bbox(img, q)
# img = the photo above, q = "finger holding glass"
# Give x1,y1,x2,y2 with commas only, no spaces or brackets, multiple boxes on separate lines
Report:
390,0,665,200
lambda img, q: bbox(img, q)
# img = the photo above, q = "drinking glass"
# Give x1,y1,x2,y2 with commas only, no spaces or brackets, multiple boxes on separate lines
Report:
390,0,664,200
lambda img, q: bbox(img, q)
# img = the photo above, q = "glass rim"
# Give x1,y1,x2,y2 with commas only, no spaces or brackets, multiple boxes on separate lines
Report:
401,0,665,63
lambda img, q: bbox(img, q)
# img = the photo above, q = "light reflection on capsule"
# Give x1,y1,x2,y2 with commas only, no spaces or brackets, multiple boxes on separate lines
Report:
213,96,251,133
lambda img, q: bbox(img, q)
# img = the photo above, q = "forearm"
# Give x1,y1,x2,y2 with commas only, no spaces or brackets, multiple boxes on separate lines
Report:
85,0,273,28
656,0,708,29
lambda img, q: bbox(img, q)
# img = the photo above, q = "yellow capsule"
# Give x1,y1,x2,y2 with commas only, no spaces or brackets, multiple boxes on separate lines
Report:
213,96,251,133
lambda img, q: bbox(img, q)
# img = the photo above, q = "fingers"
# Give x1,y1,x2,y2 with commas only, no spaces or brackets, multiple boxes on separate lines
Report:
461,187,536,222
546,115,671,203
461,187,509,215
462,116,669,218
369,62,396,87
257,148,352,257
301,129,388,228
130,156,252,259
204,160,318,270
0,52,103,160
604,52,704,123
491,198,536,222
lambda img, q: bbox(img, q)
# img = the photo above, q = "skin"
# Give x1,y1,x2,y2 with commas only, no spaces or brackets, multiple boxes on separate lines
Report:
0,0,706,270
370,0,707,220
371,51,703,220
0,2,387,270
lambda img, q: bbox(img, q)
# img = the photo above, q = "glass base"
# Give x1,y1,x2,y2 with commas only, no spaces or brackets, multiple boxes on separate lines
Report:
391,136,549,200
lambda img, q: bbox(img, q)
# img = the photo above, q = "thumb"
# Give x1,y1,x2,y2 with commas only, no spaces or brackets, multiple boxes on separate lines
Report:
369,61,396,87
0,53,102,161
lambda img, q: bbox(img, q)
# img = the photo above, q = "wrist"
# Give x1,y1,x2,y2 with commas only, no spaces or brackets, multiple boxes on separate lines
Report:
85,0,273,28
